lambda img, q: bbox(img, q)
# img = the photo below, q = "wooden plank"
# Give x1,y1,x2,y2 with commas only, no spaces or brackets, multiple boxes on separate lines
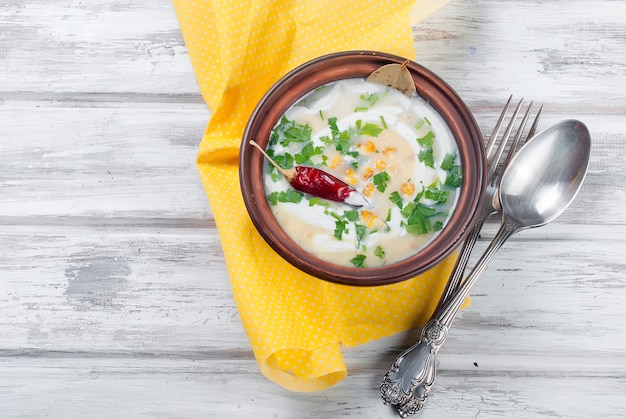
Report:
0,104,212,218
413,0,626,109
1,356,624,418
0,0,199,95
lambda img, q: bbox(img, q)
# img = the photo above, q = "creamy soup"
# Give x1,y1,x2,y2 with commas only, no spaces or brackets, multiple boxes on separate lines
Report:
263,78,461,268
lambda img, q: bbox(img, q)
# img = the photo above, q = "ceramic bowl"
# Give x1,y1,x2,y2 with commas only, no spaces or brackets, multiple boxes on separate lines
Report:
239,50,486,286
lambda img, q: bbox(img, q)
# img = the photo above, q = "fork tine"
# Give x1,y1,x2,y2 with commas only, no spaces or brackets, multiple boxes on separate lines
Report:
437,96,532,307
525,104,543,141
487,97,524,182
500,101,534,172
485,94,513,157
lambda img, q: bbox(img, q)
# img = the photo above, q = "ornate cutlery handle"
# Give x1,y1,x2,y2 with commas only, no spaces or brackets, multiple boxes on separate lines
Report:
380,319,448,416
381,220,519,416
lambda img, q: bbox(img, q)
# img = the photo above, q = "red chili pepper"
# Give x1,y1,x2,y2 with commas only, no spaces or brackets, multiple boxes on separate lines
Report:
249,140,369,208
290,166,354,203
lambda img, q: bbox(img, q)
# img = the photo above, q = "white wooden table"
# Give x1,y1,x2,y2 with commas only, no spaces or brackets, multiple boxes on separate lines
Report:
2,1,625,417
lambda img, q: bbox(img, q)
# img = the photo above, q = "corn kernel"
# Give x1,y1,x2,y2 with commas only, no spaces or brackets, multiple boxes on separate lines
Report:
344,169,357,185
360,210,379,228
362,167,374,180
328,155,342,169
375,159,387,170
382,147,397,158
362,183,375,198
362,140,377,153
401,182,416,196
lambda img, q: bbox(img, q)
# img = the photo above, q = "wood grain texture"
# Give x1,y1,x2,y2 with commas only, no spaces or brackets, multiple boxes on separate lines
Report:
1,0,625,417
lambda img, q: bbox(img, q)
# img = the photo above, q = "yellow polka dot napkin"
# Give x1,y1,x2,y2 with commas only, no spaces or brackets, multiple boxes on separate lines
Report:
173,0,453,392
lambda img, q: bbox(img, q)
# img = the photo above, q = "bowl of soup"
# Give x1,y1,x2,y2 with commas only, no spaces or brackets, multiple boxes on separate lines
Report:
240,51,486,286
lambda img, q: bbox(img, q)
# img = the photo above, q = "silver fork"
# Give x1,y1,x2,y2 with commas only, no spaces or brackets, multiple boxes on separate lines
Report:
436,96,542,310
379,97,542,417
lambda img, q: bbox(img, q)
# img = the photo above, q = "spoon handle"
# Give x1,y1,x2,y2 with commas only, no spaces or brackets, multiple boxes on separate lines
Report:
434,212,485,313
380,218,520,416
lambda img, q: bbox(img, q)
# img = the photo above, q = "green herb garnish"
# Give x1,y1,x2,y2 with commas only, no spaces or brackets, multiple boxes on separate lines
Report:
360,92,380,106
441,153,457,170
374,246,385,259
333,219,347,240
402,202,440,235
380,115,388,129
294,142,324,165
424,182,449,204
355,120,383,137
268,190,304,206
416,131,435,147
373,171,391,192
445,165,462,188
418,148,434,168
344,209,359,222
416,131,436,168
350,254,367,268
389,191,403,209
355,224,367,246
308,197,331,208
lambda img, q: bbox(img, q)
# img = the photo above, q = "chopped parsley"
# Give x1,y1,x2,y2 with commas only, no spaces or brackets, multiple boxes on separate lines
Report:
355,224,367,246
424,181,449,204
333,218,348,240
308,196,331,208
344,209,359,222
416,131,436,168
373,171,391,192
445,165,463,188
355,120,383,137
294,141,324,165
418,148,435,168
350,254,367,268
268,190,304,206
270,116,312,146
441,153,457,171
416,131,435,147
374,246,385,259
389,191,403,209
360,92,380,106
402,202,443,235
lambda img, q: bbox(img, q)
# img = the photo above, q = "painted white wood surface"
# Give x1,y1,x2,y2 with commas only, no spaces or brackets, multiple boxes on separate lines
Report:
1,0,625,418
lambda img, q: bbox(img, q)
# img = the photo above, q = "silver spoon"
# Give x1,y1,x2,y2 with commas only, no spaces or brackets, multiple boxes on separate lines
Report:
380,119,591,417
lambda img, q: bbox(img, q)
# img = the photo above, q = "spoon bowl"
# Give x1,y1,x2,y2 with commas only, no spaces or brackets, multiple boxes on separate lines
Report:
500,119,591,227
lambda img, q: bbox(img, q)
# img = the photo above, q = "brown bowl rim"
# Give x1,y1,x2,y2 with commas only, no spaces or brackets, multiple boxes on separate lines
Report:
240,50,486,286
